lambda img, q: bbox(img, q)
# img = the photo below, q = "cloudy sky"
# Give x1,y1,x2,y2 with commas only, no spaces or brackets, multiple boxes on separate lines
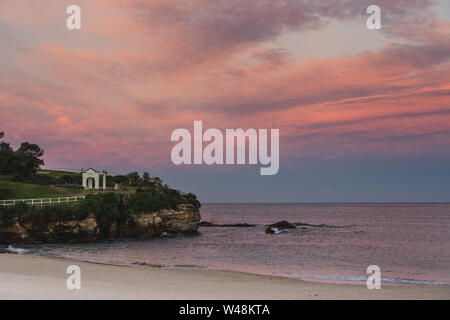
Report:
1,0,449,202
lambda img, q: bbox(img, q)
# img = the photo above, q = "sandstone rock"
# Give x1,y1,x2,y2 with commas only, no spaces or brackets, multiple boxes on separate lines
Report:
0,204,200,244
0,218,30,243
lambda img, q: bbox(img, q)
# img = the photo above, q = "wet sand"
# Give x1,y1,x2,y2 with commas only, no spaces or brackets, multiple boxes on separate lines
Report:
0,254,448,300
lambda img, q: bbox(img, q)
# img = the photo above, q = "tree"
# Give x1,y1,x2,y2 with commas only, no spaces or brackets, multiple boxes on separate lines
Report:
0,131,15,175
14,142,45,177
142,171,150,187
127,172,141,187
0,132,45,177
111,175,129,186
0,141,15,175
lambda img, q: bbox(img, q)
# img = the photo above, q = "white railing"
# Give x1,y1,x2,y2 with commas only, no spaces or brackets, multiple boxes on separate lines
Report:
0,196,86,206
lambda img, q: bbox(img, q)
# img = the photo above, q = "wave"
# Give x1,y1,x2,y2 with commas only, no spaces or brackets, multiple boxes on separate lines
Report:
4,245,30,254
289,274,450,286
3,248,448,286
101,259,208,269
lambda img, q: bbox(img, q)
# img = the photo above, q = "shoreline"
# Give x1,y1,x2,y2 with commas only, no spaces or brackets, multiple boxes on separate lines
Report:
1,253,449,299
4,245,448,287
8,252,450,287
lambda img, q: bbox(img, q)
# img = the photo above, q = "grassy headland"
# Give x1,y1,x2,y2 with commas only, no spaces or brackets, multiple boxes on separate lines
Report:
0,176,84,200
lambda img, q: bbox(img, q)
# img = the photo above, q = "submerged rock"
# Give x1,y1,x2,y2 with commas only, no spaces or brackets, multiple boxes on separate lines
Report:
199,221,255,228
199,221,214,227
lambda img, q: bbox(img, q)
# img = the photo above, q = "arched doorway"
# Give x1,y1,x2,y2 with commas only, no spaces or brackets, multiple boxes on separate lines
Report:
86,177,96,189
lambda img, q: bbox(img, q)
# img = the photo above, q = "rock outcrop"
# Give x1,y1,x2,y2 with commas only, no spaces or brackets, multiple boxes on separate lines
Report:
199,221,255,227
265,220,296,234
122,204,201,239
0,204,200,244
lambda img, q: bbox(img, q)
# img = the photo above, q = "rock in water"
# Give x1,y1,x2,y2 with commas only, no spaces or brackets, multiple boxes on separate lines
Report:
267,221,296,229
265,220,296,234
265,227,287,234
199,221,214,227
199,221,256,227
265,227,275,234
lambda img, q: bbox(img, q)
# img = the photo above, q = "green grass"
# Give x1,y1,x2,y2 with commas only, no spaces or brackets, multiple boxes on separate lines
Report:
0,180,83,200
37,169,81,179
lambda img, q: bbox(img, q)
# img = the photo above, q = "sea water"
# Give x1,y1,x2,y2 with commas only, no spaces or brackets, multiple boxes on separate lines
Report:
14,203,450,285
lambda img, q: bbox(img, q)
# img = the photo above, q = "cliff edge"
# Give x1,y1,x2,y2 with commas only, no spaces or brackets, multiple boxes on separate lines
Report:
0,192,201,244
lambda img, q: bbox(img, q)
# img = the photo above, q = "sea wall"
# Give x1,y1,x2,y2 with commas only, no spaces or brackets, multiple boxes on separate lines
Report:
0,203,200,244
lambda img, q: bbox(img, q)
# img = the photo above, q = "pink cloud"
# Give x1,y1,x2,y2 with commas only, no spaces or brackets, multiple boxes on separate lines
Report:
0,0,449,172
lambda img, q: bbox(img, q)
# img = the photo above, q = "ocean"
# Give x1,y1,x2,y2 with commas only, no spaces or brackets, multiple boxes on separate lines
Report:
12,203,450,285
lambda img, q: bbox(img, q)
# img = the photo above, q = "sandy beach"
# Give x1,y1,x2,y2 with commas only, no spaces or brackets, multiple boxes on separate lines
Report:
0,254,448,300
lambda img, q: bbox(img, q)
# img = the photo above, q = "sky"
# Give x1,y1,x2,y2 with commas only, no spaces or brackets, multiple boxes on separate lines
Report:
0,0,449,202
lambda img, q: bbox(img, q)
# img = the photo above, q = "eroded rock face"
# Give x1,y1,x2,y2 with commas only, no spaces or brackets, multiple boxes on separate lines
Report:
0,214,99,243
0,204,200,244
0,219,30,243
123,204,201,238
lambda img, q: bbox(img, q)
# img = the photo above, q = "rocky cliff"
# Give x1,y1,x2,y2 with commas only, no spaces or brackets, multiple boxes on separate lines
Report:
0,203,200,244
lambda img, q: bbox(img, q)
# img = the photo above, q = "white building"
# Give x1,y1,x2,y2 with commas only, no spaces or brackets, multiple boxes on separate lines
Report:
81,168,107,190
